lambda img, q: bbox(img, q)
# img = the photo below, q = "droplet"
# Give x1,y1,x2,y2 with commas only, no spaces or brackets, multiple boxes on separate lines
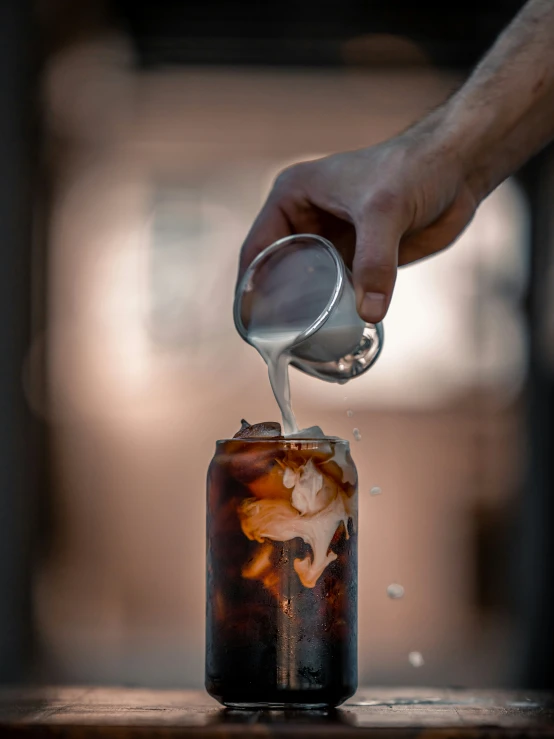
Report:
409,651,424,668
387,583,405,599
346,409,354,418
352,428,362,442
370,486,382,496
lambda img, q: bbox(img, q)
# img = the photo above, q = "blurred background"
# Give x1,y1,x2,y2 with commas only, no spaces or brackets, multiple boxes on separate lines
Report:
2,0,554,691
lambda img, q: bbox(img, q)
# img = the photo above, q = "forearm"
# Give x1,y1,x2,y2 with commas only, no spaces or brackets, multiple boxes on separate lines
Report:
435,0,554,198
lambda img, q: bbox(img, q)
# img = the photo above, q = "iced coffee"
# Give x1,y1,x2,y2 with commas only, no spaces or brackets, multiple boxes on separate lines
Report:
205,420,358,708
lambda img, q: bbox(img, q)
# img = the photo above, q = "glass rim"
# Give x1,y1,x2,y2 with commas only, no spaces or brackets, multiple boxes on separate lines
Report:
215,436,349,445
233,233,345,348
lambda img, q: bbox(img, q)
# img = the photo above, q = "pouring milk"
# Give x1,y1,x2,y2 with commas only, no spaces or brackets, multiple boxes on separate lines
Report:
243,239,366,436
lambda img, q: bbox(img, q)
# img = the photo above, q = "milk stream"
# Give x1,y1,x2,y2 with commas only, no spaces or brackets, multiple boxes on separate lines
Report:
248,329,301,435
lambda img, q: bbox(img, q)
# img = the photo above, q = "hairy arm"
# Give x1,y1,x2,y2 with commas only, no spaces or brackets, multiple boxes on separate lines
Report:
444,0,554,197
239,0,554,323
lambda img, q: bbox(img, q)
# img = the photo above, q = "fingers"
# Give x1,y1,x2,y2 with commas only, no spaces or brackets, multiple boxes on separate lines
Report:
237,202,293,285
353,208,401,324
237,161,322,286
239,162,405,326
237,166,307,286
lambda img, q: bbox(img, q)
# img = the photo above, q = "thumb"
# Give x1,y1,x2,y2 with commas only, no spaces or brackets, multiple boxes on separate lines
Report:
352,213,400,323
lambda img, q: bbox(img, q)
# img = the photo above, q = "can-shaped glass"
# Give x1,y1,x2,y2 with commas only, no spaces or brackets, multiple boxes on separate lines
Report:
205,436,358,708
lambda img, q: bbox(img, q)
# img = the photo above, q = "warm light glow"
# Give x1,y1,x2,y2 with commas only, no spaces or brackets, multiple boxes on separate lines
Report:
40,53,522,689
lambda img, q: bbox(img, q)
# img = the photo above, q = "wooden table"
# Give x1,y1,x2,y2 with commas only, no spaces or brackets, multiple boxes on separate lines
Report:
1,687,553,737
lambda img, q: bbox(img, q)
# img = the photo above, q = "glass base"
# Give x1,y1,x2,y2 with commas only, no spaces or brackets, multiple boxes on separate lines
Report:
290,322,384,383
224,701,331,710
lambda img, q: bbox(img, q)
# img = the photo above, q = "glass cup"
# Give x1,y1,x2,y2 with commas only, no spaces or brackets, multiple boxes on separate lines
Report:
234,234,384,383
205,435,358,708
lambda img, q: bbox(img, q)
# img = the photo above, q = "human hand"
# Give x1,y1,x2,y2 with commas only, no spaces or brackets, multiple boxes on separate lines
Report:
238,122,479,323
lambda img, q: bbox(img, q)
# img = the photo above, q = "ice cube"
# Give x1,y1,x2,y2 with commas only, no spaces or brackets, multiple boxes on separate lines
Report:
353,428,362,442
225,444,282,485
225,423,283,484
233,420,282,439
370,486,382,496
285,425,326,439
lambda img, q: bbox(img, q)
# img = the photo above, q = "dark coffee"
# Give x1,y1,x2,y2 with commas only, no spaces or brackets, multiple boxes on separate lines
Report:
206,436,358,708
